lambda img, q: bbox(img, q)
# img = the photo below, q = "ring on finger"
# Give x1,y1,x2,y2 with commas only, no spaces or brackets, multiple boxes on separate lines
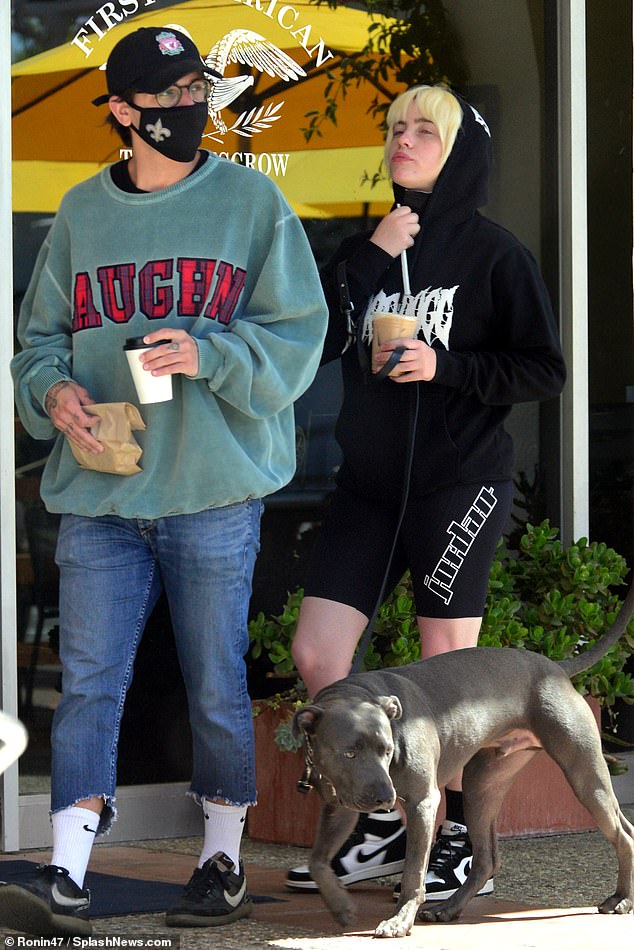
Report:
168,341,180,352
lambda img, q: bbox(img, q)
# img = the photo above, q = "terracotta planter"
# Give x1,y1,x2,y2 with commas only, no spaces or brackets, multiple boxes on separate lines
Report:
248,697,602,846
248,702,321,847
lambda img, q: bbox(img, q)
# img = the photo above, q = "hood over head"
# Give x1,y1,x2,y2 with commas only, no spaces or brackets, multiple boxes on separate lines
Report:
392,89,493,228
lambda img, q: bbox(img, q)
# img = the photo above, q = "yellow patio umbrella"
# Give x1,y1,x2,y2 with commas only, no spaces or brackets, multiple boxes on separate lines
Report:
12,0,404,217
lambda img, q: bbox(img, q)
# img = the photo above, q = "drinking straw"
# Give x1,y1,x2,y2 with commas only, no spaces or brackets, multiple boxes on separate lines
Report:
401,250,411,296
397,203,412,295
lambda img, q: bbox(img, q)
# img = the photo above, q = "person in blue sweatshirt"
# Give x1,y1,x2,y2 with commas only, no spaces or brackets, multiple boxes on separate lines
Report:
3,26,327,936
287,85,566,899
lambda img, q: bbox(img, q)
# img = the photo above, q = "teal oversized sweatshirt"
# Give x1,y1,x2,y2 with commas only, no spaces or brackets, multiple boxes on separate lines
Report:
12,152,328,519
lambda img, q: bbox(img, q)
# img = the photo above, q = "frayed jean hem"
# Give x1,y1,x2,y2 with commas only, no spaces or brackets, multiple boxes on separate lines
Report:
50,795,117,837
187,789,256,808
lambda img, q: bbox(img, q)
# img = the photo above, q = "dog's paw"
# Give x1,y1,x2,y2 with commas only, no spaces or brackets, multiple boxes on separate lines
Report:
316,871,355,930
327,895,356,930
374,911,415,938
417,903,456,923
598,893,634,915
334,910,356,930
417,906,441,923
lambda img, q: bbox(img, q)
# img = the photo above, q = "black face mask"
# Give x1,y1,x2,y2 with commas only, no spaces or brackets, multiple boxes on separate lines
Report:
129,101,208,163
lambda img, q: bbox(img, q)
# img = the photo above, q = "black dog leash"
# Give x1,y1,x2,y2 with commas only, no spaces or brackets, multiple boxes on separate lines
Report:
296,265,420,792
296,383,419,794
350,381,419,674
335,260,419,672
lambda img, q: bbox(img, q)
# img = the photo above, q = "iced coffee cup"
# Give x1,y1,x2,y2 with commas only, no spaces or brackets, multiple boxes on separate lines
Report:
124,336,173,404
371,313,418,373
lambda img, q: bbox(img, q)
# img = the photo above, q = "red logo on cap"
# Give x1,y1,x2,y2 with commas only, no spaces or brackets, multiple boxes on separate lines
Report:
155,31,185,56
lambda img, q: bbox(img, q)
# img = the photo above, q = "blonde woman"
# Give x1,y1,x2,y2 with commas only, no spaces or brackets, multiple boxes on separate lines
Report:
287,86,565,899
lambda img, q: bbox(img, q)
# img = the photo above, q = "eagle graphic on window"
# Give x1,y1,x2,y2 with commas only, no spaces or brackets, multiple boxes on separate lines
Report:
202,29,307,138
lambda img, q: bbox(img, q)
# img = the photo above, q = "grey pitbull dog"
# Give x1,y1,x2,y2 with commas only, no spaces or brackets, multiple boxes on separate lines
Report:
292,582,634,938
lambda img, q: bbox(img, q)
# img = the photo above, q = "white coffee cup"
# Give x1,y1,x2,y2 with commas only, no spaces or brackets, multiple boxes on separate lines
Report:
124,336,173,404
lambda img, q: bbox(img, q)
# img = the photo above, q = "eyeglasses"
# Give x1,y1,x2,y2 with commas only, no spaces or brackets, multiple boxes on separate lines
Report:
154,79,211,108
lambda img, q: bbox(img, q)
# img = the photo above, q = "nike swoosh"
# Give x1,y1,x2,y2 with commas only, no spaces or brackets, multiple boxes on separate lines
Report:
51,883,89,908
355,827,405,864
224,879,247,908
428,856,471,885
356,845,388,865
83,825,97,834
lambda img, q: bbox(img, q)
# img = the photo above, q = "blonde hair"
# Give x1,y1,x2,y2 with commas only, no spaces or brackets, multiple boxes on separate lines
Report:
384,85,463,179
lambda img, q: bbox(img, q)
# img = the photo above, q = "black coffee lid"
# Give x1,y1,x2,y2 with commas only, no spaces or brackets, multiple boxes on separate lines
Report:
124,336,149,349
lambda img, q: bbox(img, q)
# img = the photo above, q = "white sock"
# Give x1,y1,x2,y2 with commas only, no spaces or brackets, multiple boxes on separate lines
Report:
51,807,99,888
198,801,247,870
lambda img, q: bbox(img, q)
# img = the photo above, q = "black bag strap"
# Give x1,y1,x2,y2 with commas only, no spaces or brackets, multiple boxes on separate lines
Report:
336,260,356,344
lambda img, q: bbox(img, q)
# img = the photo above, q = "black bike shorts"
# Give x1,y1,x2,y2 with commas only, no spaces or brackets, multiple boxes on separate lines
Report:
304,481,514,619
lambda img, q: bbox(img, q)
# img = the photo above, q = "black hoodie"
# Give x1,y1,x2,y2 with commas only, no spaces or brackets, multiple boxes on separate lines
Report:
319,93,566,502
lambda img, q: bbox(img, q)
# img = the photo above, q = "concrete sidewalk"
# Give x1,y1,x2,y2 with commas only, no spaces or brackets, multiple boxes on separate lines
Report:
2,804,633,950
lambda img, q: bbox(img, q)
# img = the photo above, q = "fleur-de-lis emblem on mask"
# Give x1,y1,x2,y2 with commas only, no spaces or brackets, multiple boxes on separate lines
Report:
145,118,172,143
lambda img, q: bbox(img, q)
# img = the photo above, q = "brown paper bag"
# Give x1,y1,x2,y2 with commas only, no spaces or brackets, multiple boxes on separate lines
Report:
68,402,146,475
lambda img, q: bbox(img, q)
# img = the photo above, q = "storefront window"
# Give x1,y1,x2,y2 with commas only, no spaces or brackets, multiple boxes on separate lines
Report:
7,0,631,828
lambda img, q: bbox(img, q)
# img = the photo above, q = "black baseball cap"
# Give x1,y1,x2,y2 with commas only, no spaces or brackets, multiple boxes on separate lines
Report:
92,27,220,105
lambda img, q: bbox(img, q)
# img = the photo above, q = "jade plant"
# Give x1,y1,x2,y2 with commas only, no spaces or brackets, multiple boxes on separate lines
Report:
249,587,303,679
248,521,634,747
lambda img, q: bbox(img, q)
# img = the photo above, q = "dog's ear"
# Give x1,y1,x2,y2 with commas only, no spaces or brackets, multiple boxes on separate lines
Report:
292,704,323,741
377,695,403,720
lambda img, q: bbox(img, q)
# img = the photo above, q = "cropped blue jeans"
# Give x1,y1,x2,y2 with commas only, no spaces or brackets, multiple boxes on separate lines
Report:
51,500,262,833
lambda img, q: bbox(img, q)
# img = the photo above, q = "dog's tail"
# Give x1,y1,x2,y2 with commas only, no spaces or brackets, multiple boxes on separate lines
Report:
558,580,634,677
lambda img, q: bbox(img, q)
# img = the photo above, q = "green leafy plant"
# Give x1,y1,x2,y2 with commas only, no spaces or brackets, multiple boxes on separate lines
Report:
248,588,304,677
248,521,634,749
479,522,634,709
302,0,469,142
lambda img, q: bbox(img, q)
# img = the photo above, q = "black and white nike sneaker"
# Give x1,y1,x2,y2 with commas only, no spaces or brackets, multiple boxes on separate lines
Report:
0,864,91,936
165,851,252,927
393,820,494,901
285,811,406,890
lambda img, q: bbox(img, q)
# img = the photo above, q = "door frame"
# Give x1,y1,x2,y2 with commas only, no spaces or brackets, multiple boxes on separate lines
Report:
0,0,593,850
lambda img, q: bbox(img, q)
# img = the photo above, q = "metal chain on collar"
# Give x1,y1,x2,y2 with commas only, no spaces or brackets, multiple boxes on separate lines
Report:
296,731,337,800
297,731,316,794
